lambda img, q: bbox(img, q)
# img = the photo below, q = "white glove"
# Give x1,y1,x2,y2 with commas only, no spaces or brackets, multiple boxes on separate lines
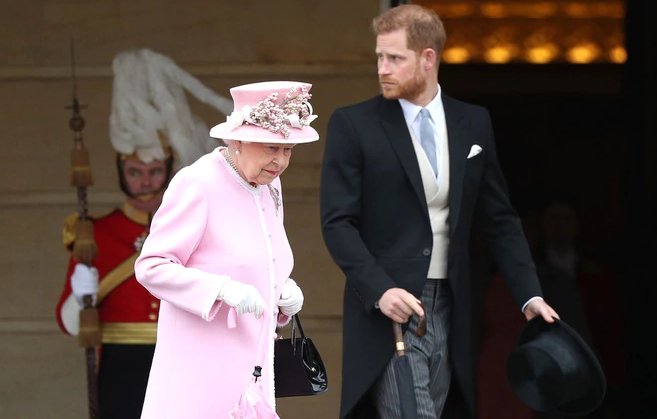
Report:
218,280,265,318
278,278,304,317
70,263,99,307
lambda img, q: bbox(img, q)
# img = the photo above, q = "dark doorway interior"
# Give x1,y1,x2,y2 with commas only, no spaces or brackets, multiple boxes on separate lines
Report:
442,63,625,255
442,63,638,418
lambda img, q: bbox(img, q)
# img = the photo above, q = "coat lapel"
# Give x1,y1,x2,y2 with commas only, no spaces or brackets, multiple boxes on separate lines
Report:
443,94,470,236
378,98,428,214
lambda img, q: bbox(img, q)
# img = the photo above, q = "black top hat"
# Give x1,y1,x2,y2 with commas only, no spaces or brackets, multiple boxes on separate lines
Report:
507,317,606,415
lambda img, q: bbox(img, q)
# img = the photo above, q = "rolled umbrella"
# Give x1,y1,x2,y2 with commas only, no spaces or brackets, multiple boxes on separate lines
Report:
392,308,427,419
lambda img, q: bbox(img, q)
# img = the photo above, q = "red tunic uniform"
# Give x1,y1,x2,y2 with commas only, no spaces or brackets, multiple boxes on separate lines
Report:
56,204,159,341
55,203,159,418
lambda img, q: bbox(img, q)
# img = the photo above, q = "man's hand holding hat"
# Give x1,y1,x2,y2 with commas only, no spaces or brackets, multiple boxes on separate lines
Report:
522,297,560,323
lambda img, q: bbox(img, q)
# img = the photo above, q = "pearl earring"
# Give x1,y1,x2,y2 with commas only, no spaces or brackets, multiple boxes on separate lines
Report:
235,150,240,155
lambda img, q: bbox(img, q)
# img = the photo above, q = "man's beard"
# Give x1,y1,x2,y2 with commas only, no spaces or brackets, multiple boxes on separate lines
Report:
380,70,427,101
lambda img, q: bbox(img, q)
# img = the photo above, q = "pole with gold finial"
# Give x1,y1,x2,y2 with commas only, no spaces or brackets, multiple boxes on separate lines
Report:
66,38,100,419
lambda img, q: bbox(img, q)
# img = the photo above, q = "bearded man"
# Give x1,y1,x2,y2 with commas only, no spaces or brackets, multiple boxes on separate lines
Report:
319,5,559,418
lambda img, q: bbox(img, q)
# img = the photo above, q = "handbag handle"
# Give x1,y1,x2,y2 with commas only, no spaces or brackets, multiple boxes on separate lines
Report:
285,314,307,355
291,314,307,341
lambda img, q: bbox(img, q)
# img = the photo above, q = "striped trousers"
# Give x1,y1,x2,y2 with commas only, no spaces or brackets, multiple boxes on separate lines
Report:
373,279,453,419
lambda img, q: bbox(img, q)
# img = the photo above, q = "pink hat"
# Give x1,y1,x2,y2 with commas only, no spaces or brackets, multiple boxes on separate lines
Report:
209,81,319,144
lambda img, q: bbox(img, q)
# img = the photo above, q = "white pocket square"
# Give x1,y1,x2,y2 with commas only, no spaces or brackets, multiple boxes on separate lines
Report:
467,144,482,159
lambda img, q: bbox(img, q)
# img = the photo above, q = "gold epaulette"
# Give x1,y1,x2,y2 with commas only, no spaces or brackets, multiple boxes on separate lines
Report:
62,213,80,250
62,210,110,250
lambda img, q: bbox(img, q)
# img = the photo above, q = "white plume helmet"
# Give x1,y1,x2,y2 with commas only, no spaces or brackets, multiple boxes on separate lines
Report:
109,48,233,168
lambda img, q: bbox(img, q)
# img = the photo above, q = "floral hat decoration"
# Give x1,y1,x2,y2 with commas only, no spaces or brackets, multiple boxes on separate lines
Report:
209,81,319,144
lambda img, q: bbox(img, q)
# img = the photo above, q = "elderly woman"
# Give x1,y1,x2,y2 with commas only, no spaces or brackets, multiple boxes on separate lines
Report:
135,81,319,418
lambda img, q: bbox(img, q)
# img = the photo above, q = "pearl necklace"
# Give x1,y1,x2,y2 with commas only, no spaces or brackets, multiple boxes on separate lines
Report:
222,148,238,174
222,148,254,187
221,147,281,214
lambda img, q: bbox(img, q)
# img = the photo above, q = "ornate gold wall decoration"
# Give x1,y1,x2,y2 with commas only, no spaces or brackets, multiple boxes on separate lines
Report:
415,0,625,64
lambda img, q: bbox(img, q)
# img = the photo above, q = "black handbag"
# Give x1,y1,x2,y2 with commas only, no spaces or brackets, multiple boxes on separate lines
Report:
274,314,328,397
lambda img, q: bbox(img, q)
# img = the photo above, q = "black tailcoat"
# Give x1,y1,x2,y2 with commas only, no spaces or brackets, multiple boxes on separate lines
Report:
320,93,542,418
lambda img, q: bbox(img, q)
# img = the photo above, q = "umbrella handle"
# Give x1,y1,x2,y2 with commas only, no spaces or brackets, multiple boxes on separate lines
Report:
392,302,427,356
393,322,406,356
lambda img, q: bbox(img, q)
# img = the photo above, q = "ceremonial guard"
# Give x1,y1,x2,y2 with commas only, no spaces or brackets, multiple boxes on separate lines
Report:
55,48,232,418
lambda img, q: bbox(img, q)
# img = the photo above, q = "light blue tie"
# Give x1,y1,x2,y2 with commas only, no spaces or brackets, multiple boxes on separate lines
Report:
419,108,438,178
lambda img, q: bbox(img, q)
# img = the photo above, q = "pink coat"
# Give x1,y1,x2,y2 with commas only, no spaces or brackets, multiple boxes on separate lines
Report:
135,148,293,418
